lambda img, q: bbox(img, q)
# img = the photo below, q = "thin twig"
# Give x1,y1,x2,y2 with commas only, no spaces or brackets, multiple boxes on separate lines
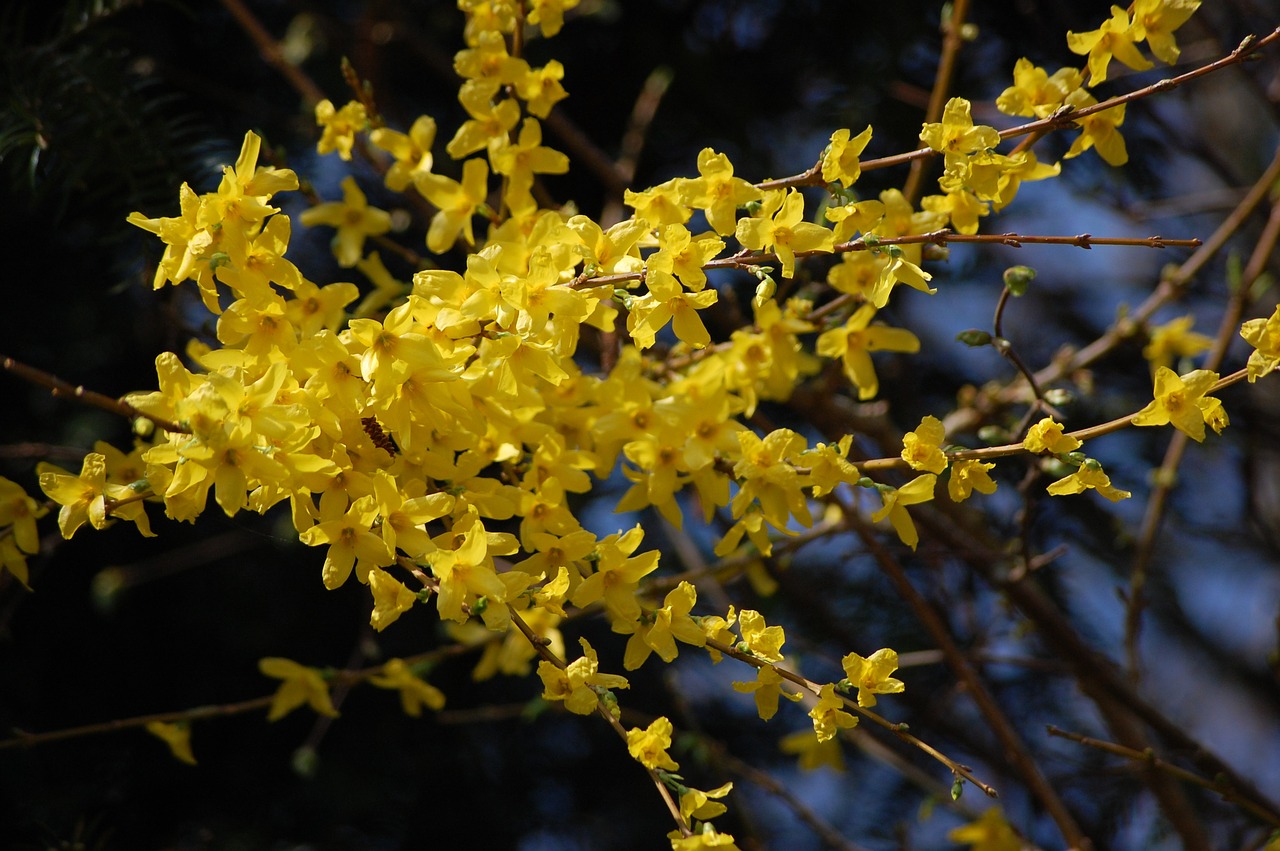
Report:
2,355,189,435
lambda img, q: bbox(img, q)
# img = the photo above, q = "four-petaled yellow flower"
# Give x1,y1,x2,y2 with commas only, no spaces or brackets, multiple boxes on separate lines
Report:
732,664,800,721
259,657,340,721
809,682,858,742
871,474,936,551
1067,6,1152,84
1134,0,1202,65
1143,314,1212,374
919,98,1000,155
368,567,419,631
1046,458,1131,502
949,459,998,502
1132,367,1223,442
841,648,906,707
626,715,680,771
735,189,835,279
314,99,368,161
300,176,392,267
821,126,873,188
901,415,947,474
816,304,920,400
1241,305,1280,382
368,657,446,716
1022,418,1081,455
537,637,629,715
948,807,1022,851
736,609,786,662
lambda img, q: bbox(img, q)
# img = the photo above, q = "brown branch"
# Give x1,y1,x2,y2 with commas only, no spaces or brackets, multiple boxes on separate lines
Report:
902,0,972,205
218,0,327,107
2,355,189,435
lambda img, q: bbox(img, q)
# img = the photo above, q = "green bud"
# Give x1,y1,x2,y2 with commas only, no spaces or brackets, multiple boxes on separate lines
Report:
956,329,993,347
1002,265,1036,296
951,777,964,800
1065,451,1087,466
292,745,319,779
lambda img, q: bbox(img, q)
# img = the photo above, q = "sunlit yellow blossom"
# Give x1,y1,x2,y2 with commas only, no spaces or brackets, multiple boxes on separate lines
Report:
949,807,1022,851
701,606,737,663
259,657,339,721
314,99,368,161
446,79,522,158
679,782,733,822
516,60,569,117
682,148,762,237
370,115,437,192
488,117,569,211
146,721,196,765
734,189,835,279
1134,0,1201,65
417,157,490,252
1063,88,1127,166
1067,6,1152,84
621,581,706,669
779,730,845,772
1131,367,1223,442
1047,458,1131,502
367,568,418,631
1022,418,1081,455
0,477,45,558
821,126,873,187
732,665,800,721
299,494,394,589
626,716,680,771
841,648,905,708
453,30,529,84
997,59,1083,118
300,176,392,267
816,304,920,400
736,609,785,662
368,657,445,716
526,0,580,37
1143,314,1212,373
809,683,858,742
919,98,1000,155
570,525,660,623
669,827,741,851
38,453,151,539
1241,305,1280,382
949,459,997,502
871,473,935,550
901,415,947,474
537,637,629,715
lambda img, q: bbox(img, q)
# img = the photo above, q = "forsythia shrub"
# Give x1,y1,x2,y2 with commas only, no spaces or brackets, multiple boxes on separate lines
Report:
3,2,1280,848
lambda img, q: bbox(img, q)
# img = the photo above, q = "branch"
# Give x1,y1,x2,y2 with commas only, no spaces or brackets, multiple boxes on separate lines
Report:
2,355,189,435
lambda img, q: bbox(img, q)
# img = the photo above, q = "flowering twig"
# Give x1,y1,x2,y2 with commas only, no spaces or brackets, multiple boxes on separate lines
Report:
1,355,189,435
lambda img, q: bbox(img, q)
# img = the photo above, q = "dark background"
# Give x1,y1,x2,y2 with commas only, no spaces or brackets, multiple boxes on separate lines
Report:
2,1,1280,849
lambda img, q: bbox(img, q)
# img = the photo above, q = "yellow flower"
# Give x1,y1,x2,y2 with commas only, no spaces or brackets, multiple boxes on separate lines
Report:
526,0,580,37
488,117,569,211
682,148,762,237
1063,88,1127,167
902,415,947,474
871,474,936,550
779,730,845,772
516,60,569,117
1134,0,1201,65
299,494,393,590
1022,418,1081,455
809,683,858,742
948,459,998,502
621,581,706,670
146,721,197,765
997,59,1083,119
679,782,734,821
1046,458,1131,502
668,826,741,851
732,665,800,721
735,189,835,279
367,568,418,631
370,115,437,192
626,716,680,771
1067,6,1152,84
821,126,873,188
919,98,1000,155
259,657,340,721
815,304,920,400
736,609,786,662
368,658,445,716
1131,366,1223,442
570,525,660,623
314,99,368,161
37,453,108,538
537,637,629,715
1143,314,1212,373
0,477,45,557
299,176,392,268
417,157,490,253
1241,305,1280,382
446,79,522,158
949,807,1022,851
841,648,906,708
